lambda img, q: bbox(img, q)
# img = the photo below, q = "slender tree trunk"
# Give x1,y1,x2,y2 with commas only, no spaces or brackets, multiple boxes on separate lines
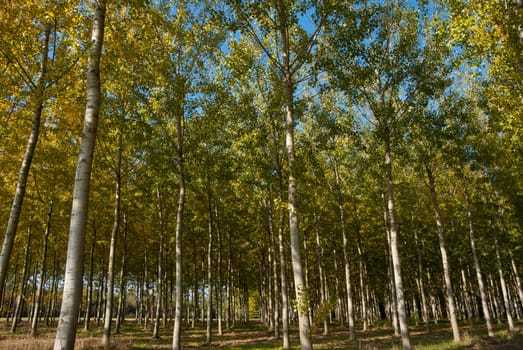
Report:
313,208,328,335
206,181,213,344
273,119,290,349
84,222,96,331
115,215,128,334
509,250,523,315
0,25,51,298
53,3,106,348
278,6,312,348
45,252,57,326
172,105,186,350
31,202,52,336
425,164,460,342
11,224,32,333
216,204,223,336
414,230,430,332
153,189,164,339
267,192,280,338
103,136,122,349
492,220,515,330
383,127,411,350
192,241,198,328
226,231,232,330
333,159,356,340
354,211,367,332
463,181,494,336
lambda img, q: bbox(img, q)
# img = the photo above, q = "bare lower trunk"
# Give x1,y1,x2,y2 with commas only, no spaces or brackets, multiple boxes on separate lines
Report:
172,108,185,350
103,138,122,349
84,223,96,331
53,3,106,349
414,230,430,332
463,182,494,336
313,209,328,335
153,189,164,339
492,222,515,330
11,224,32,333
31,202,52,336
509,250,523,316
206,188,213,344
333,159,355,340
425,164,460,342
115,215,128,334
384,130,410,350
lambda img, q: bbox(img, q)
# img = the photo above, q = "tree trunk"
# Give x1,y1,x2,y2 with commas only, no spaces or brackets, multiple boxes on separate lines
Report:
53,2,106,348
414,230,430,332
153,189,164,339
492,220,515,331
278,5,312,348
11,224,32,333
425,164,460,342
383,127,411,350
84,222,96,331
313,208,328,335
354,211,367,332
333,159,356,340
509,250,523,316
0,25,51,298
31,202,52,336
172,103,186,350
115,214,128,334
206,188,213,345
267,192,280,338
273,119,290,349
463,181,494,336
103,134,122,349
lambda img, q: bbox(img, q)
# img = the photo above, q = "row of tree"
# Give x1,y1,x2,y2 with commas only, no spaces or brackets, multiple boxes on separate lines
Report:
0,1,521,350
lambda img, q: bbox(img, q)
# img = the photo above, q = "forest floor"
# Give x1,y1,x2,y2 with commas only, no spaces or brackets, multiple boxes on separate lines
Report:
0,318,522,350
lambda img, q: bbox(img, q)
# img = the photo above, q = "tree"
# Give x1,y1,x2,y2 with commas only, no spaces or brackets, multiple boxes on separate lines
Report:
53,1,106,349
0,2,52,300
224,2,328,347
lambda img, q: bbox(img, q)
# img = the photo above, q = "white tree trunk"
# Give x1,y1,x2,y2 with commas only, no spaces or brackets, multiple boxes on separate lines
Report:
463,182,494,336
103,136,122,348
425,164,460,342
384,129,411,350
31,202,53,336
333,159,356,340
53,2,106,348
172,107,185,349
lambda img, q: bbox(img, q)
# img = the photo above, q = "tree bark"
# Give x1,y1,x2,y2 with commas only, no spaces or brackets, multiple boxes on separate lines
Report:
115,214,128,334
153,189,164,339
425,164,460,342
383,127,411,350
463,181,494,336
332,159,355,340
31,202,53,336
492,219,515,330
84,222,96,331
11,223,32,333
414,230,430,332
103,134,122,349
172,100,186,350
53,2,106,348
313,208,328,335
277,4,312,348
206,190,213,345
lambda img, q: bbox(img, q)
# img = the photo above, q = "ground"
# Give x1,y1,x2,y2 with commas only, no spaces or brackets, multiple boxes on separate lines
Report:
1,318,522,349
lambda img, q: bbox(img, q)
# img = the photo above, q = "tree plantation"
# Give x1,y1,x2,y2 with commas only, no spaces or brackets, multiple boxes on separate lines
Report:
0,1,522,350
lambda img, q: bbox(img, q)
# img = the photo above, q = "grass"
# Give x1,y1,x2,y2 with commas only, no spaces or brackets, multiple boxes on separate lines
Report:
0,318,522,349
